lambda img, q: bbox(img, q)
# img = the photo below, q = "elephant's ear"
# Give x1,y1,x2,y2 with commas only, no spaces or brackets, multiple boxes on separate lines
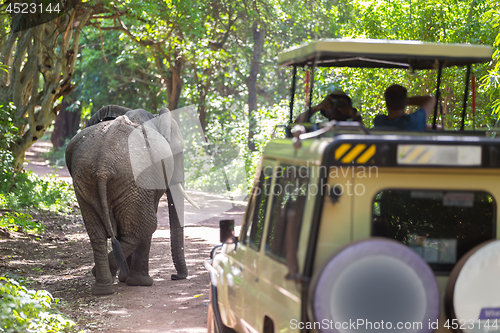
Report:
86,105,132,127
157,107,172,143
128,124,175,190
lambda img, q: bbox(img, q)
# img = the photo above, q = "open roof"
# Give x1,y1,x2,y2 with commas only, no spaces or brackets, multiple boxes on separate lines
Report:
278,39,493,69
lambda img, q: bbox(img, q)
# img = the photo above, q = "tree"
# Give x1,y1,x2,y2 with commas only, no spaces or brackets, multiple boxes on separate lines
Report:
91,0,214,111
481,3,500,119
0,5,92,169
50,95,81,149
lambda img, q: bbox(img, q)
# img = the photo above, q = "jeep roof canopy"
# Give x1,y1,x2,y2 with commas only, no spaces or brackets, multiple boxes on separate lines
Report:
277,38,493,69
278,39,493,130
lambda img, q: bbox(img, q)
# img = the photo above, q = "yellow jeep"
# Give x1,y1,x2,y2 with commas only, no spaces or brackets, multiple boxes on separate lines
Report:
206,39,500,333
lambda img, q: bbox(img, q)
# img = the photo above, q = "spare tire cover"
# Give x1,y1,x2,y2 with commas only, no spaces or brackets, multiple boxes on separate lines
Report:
309,238,439,333
445,240,500,333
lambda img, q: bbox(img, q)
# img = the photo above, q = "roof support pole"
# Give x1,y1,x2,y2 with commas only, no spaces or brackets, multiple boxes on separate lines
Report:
432,62,443,130
307,54,320,121
289,64,297,125
460,64,472,131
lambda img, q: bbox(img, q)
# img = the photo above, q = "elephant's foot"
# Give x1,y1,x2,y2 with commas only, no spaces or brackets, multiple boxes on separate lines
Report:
125,273,154,286
171,273,187,280
91,283,114,295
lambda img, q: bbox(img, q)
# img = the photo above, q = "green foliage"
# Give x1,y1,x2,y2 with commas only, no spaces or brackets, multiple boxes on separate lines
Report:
0,171,75,214
74,27,166,112
0,104,18,178
0,212,44,234
0,277,75,333
480,4,500,119
0,103,18,150
327,0,498,129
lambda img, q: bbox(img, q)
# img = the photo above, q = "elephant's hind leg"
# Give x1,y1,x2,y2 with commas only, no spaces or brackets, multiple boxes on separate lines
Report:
91,251,129,283
125,237,154,286
78,198,115,295
117,255,132,283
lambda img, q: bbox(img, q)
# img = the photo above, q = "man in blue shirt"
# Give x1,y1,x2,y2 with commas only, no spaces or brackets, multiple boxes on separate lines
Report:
373,84,436,131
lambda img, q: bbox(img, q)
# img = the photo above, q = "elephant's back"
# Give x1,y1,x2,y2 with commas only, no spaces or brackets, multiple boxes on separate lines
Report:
66,118,137,180
66,122,108,176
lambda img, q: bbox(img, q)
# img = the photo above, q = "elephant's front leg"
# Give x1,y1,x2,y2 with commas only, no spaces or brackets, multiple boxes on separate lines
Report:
167,186,188,280
125,237,154,286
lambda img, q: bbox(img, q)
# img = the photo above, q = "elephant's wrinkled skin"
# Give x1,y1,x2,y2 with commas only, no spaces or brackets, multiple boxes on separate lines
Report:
66,106,188,295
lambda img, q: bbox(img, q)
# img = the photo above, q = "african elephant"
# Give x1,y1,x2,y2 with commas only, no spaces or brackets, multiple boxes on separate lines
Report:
66,105,196,295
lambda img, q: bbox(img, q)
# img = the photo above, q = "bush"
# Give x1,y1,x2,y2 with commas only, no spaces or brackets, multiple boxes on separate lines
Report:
0,170,75,215
0,277,75,333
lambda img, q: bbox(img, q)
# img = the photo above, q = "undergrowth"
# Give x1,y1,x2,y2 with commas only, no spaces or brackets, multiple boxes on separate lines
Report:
0,106,75,232
0,277,75,333
0,212,44,234
0,171,75,214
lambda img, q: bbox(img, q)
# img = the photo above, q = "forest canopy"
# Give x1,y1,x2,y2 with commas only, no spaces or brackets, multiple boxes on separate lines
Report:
0,0,499,188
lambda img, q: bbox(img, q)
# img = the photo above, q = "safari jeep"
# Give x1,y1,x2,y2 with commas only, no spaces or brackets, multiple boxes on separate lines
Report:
205,39,500,333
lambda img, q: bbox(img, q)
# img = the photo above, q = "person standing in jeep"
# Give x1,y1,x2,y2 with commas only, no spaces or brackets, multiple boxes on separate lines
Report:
294,90,363,124
374,84,436,131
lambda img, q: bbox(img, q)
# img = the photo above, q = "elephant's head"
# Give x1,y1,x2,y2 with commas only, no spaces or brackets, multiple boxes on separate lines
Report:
87,105,132,127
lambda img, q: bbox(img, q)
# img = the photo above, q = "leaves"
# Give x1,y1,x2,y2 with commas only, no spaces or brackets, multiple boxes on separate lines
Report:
0,277,75,333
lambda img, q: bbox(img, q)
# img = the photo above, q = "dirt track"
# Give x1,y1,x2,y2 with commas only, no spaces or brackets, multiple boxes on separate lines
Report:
1,140,246,332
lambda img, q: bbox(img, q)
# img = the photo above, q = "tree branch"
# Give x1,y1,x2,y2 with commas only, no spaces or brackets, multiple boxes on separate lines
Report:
92,20,156,47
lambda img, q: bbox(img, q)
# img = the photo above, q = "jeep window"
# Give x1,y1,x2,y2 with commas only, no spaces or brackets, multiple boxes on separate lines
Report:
372,190,496,271
247,164,273,251
265,165,309,262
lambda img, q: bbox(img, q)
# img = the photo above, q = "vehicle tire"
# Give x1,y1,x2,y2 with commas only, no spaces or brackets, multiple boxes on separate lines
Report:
308,238,440,333
445,240,500,333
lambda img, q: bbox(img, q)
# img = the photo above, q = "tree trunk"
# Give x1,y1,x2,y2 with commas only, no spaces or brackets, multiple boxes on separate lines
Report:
192,58,213,134
197,70,212,134
51,97,81,149
247,22,266,151
2,7,92,170
165,54,185,112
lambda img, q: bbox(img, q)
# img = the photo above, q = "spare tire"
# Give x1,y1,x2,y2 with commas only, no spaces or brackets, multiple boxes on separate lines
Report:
445,240,500,333
308,238,440,333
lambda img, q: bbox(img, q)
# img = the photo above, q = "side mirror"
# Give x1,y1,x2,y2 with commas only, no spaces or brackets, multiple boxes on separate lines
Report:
220,219,237,244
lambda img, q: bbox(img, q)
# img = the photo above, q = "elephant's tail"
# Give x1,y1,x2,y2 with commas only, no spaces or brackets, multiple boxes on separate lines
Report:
97,178,130,276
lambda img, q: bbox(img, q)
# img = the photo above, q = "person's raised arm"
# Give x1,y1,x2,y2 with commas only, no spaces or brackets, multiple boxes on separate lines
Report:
294,111,309,123
294,104,323,123
407,96,437,119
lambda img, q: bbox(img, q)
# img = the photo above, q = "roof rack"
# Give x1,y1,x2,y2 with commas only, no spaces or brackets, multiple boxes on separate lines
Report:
278,39,493,69
287,121,500,142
